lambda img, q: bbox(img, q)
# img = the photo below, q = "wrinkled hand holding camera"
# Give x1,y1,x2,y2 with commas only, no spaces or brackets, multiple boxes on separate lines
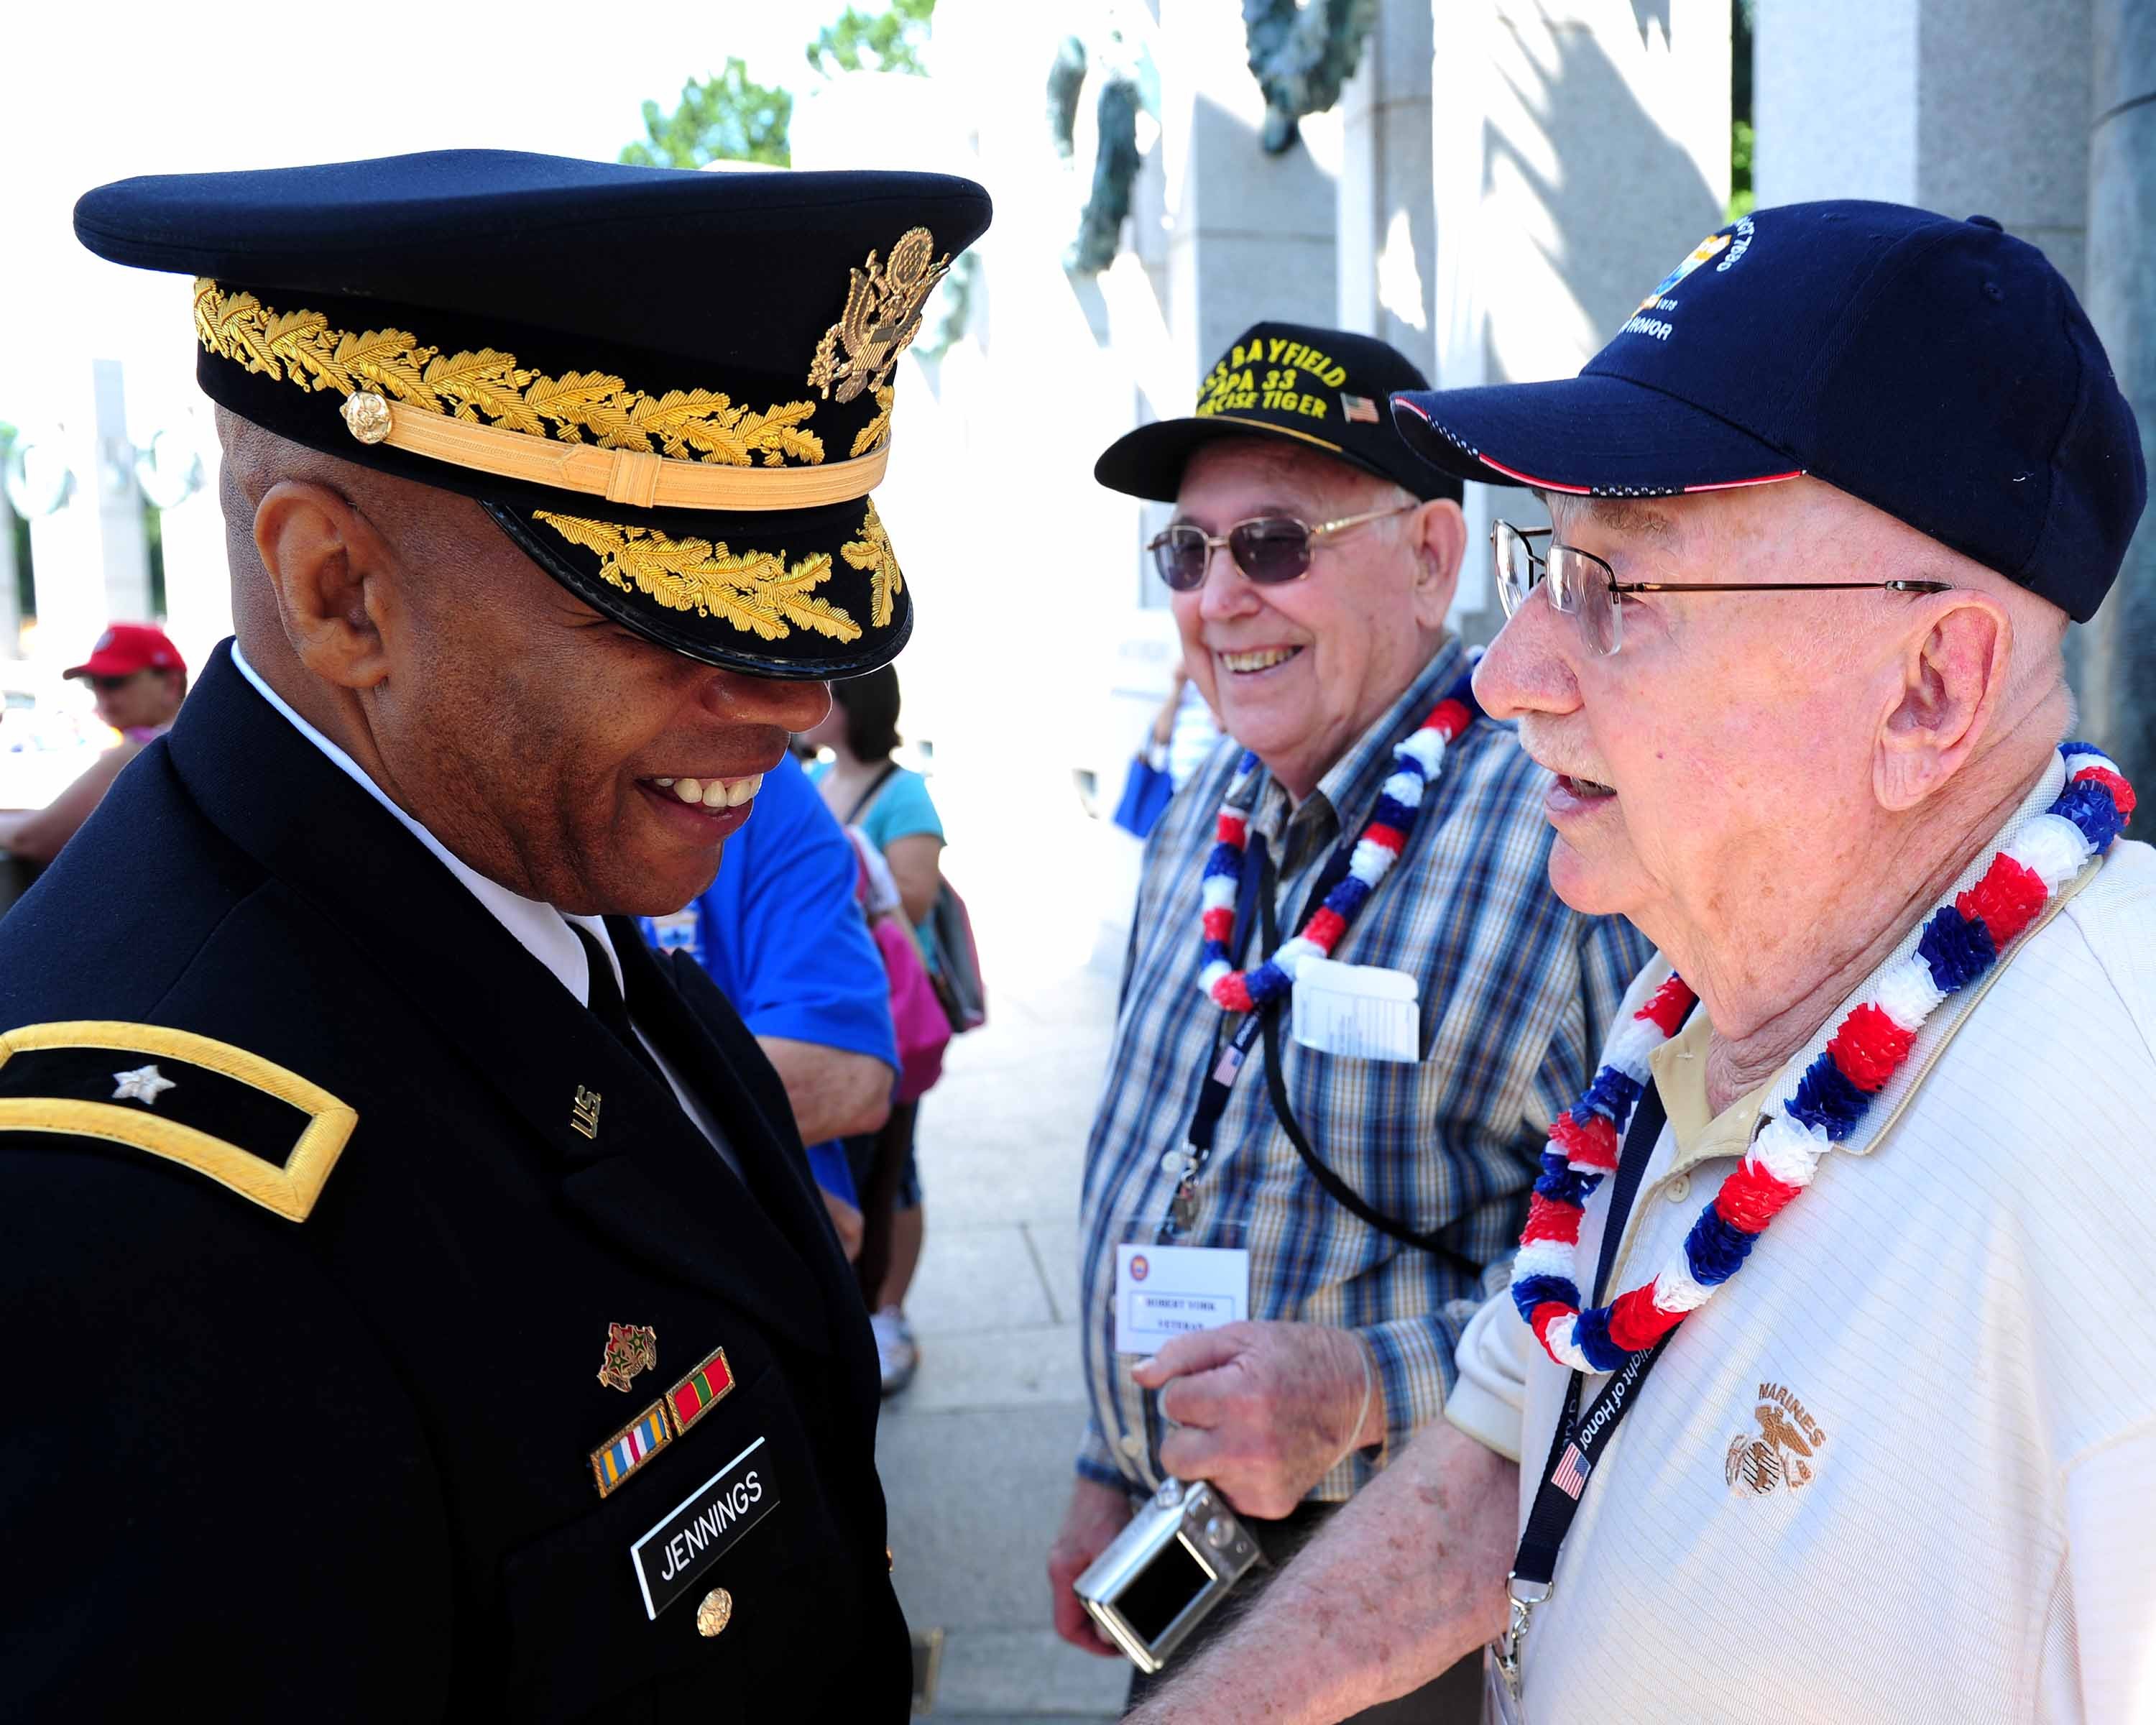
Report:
1071,1476,1263,1673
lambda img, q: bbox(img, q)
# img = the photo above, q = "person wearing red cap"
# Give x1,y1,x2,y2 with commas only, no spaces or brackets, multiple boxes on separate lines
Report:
0,623,187,868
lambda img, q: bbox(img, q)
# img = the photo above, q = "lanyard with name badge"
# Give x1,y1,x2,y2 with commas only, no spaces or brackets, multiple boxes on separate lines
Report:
1488,1052,1685,1722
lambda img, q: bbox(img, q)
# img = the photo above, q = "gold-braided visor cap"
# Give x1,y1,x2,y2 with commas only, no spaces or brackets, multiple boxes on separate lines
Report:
185,237,939,678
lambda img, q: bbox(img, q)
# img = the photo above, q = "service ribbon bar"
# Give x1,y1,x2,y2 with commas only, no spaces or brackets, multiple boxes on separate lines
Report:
664,1346,735,1436
591,1401,673,1498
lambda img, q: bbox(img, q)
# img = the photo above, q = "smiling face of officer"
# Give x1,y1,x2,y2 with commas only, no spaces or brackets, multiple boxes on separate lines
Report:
219,410,829,916
1169,438,1463,804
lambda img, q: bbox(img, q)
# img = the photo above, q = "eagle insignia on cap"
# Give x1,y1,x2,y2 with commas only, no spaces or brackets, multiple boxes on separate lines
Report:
808,228,950,406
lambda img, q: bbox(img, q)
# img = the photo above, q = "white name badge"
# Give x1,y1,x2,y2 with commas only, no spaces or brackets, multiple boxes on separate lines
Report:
1291,956,1422,1062
1112,1243,1251,1356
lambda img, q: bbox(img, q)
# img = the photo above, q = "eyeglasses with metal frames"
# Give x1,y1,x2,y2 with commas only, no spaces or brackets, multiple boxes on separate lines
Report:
1491,520,1952,656
1148,501,1420,592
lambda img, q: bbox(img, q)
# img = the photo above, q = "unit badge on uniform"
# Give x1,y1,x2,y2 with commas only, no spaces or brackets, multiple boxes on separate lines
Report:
591,1400,672,1499
598,1322,659,1392
663,1345,734,1435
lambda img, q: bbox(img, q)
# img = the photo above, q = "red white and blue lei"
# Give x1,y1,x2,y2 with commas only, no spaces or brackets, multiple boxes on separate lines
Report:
1514,741,2138,1373
1195,673,1480,1013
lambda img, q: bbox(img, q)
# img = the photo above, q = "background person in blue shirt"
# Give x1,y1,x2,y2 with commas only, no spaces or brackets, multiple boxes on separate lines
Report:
645,750,899,1257
801,667,946,1393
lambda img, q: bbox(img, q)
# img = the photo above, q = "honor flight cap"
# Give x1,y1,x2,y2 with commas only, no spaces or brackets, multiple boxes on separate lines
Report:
1391,201,2146,622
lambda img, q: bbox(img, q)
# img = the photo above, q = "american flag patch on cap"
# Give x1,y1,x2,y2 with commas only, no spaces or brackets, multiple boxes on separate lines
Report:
1342,393,1380,423
591,1400,672,1497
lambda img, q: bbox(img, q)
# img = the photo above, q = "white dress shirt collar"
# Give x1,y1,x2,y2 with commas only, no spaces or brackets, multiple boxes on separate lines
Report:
228,643,619,1003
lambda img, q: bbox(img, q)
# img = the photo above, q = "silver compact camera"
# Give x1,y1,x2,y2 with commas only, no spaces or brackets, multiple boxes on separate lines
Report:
1072,1478,1262,1673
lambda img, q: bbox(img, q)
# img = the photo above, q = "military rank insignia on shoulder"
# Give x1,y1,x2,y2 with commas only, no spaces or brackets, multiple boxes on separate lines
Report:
0,1021,357,1222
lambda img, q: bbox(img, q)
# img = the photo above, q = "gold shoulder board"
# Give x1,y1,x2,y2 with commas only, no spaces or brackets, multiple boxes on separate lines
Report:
0,1021,357,1223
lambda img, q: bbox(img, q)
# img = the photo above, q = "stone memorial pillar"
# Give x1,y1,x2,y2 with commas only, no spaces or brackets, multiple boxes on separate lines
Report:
1157,0,1339,388
2077,0,2156,799
25,359,152,667
1337,0,1436,381
1429,0,1731,638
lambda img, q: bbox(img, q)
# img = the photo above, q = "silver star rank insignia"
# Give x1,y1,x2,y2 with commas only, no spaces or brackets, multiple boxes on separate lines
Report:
111,1064,177,1105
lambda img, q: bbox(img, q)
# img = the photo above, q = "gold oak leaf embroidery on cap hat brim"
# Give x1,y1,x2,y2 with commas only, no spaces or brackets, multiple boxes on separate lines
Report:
840,501,904,629
851,385,895,459
533,513,862,644
808,229,949,405
193,281,826,468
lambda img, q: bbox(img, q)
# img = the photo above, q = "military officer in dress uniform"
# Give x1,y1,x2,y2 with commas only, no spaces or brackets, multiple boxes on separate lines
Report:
0,151,988,1721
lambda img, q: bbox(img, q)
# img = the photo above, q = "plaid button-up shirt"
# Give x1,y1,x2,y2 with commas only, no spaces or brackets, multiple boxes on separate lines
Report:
1077,639,1652,1501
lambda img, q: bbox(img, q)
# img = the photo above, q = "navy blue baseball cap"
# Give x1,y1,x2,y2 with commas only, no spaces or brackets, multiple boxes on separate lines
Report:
1391,201,2145,622
75,150,992,677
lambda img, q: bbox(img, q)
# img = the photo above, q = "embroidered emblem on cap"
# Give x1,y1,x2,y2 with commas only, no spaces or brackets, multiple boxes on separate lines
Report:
111,1064,177,1105
591,1400,672,1498
663,1344,735,1435
1637,231,1731,313
597,1322,659,1393
1341,393,1380,424
808,228,950,404
1724,1382,1828,1496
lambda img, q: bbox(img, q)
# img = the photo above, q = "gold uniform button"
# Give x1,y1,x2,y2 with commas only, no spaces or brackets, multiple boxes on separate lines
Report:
696,1587,734,1637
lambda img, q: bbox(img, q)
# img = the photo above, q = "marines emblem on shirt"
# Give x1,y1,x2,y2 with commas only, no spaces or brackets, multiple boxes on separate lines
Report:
1726,1381,1828,1496
599,1322,660,1393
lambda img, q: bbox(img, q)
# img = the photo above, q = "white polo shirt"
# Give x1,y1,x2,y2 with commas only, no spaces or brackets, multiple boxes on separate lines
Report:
1448,760,2156,1724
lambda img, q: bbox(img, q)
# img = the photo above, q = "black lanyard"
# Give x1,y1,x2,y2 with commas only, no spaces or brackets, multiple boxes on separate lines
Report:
1165,826,1480,1274
1511,1070,1677,1593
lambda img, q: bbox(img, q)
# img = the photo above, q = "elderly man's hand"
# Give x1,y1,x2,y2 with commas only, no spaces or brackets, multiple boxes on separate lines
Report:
1130,1321,1381,1520
1047,1476,1135,1656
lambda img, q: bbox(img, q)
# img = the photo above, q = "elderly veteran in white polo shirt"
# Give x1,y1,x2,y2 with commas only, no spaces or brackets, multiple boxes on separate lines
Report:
1123,202,2154,1725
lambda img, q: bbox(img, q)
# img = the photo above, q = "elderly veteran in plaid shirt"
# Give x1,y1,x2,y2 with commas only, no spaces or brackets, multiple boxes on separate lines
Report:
1050,323,1650,1712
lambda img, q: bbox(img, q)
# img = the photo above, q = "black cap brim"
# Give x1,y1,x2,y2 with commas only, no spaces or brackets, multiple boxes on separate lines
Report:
1391,374,1805,497
1097,413,1456,504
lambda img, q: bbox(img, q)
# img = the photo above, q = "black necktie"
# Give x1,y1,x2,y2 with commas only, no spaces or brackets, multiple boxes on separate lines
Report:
571,922,667,1086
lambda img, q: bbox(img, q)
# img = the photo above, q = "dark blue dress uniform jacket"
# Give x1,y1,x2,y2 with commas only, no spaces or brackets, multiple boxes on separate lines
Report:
0,643,911,1721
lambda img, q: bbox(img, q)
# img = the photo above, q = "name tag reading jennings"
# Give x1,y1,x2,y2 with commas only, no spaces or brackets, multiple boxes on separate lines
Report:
630,1436,780,1621
1291,957,1422,1063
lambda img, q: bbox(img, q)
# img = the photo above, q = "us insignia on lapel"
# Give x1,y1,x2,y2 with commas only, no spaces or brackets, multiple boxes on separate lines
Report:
664,1346,735,1435
597,1322,658,1393
591,1401,671,1498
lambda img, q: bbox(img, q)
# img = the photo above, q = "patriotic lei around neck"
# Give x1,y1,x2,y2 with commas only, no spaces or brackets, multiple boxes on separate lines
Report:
1196,673,1480,1013
1514,740,2137,1374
